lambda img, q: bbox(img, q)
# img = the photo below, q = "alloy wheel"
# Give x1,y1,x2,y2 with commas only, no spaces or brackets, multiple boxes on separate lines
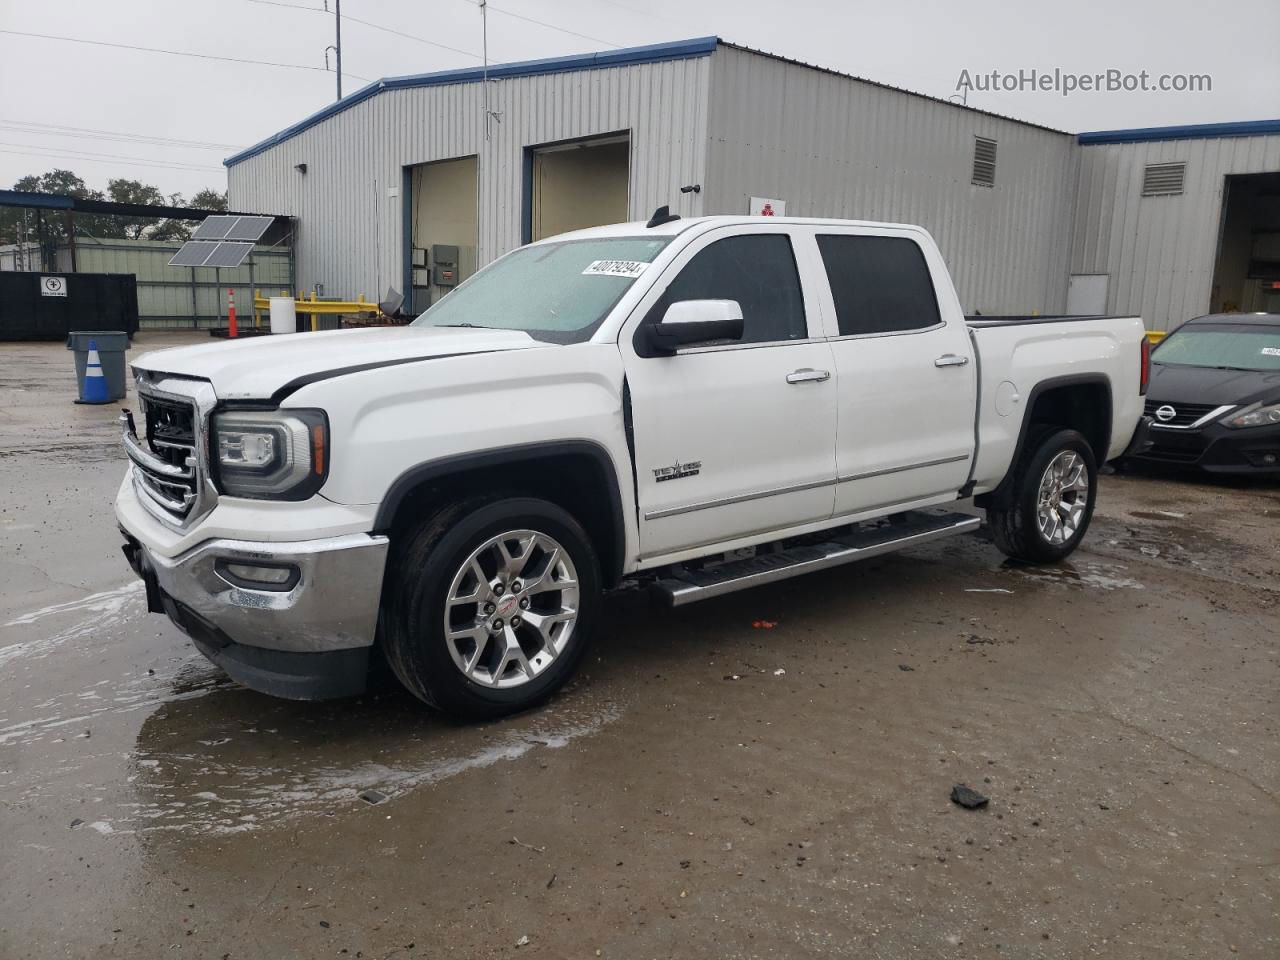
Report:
443,529,579,688
1035,450,1090,545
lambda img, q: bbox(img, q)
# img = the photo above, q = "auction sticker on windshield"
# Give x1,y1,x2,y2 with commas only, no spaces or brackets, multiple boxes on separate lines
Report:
583,260,648,279
1261,347,1280,357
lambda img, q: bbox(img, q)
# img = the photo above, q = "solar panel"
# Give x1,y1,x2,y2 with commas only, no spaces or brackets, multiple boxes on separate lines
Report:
201,241,255,268
223,215,273,242
167,241,218,267
191,216,238,241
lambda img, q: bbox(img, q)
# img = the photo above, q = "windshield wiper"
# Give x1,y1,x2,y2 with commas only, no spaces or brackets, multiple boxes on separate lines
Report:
434,322,489,329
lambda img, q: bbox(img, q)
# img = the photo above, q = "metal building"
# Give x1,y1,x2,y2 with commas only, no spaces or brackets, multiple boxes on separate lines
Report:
1070,121,1280,329
226,37,1280,329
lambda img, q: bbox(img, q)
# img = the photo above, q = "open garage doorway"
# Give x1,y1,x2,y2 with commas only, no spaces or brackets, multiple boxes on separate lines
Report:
527,133,630,242
1210,173,1280,315
408,156,478,313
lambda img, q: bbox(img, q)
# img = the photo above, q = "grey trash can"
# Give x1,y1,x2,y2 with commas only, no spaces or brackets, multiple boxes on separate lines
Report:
67,331,129,402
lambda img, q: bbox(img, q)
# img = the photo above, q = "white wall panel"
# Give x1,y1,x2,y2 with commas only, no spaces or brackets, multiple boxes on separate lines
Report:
703,45,1079,316
1070,134,1280,330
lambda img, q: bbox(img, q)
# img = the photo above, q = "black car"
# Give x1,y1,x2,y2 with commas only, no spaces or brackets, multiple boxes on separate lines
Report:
1127,313,1280,475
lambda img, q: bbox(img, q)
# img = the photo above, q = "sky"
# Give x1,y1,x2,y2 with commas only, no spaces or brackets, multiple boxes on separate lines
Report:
1,0,1277,200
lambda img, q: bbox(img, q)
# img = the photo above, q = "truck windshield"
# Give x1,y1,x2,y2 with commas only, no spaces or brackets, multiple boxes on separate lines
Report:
413,236,671,343
1152,326,1280,372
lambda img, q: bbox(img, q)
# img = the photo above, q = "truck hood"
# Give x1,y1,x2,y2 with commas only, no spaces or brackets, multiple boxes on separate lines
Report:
1148,362,1280,408
131,326,543,399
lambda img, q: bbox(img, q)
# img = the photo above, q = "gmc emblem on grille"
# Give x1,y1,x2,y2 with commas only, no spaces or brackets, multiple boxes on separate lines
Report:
1155,405,1177,423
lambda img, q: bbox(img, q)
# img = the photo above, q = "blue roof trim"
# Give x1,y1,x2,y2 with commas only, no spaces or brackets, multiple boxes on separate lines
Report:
1078,119,1280,145
0,189,73,210
225,36,719,167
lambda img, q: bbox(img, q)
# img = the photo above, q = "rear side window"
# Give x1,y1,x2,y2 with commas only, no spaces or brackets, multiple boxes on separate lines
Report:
648,234,807,345
817,235,942,336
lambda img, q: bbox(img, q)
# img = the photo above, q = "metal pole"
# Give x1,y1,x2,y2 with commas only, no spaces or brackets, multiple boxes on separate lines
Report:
335,0,342,100
65,210,77,273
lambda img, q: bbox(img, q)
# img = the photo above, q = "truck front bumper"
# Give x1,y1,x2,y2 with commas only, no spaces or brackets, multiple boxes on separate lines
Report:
120,529,390,700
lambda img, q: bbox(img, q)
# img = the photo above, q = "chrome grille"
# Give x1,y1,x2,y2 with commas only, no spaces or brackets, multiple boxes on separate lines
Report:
1145,400,1223,428
123,376,217,528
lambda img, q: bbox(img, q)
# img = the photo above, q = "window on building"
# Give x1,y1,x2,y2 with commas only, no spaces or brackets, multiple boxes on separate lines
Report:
647,234,807,345
1142,162,1186,197
816,235,942,336
972,137,997,187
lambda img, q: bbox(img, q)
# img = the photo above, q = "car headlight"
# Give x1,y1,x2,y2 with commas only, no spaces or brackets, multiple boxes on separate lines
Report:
212,409,328,499
1222,401,1280,429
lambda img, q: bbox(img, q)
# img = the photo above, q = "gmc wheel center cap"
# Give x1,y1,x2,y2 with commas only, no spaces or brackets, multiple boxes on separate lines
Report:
496,594,519,618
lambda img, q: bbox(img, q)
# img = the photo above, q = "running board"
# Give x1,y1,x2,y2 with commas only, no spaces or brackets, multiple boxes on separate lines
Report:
652,510,981,608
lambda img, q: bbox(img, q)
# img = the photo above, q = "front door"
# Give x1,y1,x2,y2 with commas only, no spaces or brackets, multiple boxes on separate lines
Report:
621,228,838,561
812,229,977,515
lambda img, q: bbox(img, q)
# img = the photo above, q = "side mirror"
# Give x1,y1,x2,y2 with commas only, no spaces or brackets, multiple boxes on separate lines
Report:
646,299,744,355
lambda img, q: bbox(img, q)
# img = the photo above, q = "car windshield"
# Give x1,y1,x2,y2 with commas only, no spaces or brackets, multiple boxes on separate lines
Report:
412,236,671,343
1152,325,1280,372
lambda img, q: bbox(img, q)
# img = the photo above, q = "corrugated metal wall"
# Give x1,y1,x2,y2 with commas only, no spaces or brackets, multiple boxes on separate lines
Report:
228,55,711,301
703,46,1079,315
1070,134,1280,331
55,238,290,328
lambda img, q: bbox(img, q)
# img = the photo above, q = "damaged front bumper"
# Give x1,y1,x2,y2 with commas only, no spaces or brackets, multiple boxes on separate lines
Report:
121,529,389,700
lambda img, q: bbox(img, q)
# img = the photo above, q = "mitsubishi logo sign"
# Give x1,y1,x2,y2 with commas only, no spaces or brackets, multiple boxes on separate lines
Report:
1155,405,1177,422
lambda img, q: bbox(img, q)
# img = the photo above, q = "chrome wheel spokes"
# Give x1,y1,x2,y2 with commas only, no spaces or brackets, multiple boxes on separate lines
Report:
1035,450,1090,546
443,530,579,688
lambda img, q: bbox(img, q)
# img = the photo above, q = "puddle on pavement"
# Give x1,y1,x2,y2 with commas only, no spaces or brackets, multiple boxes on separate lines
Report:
999,557,1144,591
119,689,620,837
1,579,622,839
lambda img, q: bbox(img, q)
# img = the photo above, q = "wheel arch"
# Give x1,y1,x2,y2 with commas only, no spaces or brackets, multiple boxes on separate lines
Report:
374,440,627,588
977,374,1111,508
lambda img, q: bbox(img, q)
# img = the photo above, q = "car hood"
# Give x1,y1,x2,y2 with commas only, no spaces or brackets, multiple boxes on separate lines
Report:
131,326,544,399
1148,362,1280,408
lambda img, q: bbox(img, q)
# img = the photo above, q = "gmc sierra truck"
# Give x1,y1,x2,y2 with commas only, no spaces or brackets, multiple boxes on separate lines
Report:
117,214,1151,718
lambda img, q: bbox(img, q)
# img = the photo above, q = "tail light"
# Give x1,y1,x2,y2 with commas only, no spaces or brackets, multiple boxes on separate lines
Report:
1139,336,1151,396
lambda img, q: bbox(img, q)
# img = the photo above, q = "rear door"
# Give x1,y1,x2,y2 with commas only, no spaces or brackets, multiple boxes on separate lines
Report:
812,228,977,515
620,226,837,561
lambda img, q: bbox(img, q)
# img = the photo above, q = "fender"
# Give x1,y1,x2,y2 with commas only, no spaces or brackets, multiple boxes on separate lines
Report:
372,439,628,584
977,373,1113,506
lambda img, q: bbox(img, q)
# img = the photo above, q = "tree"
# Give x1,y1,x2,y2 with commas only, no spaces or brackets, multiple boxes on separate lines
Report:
106,178,169,239
0,169,108,245
190,188,228,212
1,169,231,247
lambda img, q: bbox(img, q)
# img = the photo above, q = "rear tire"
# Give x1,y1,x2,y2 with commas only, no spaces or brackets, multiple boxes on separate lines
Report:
382,496,600,720
988,428,1097,563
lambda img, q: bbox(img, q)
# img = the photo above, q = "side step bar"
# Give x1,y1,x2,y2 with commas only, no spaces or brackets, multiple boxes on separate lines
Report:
652,510,981,607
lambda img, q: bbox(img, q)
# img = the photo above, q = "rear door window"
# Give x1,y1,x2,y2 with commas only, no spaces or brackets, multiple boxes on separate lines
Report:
646,234,807,345
817,235,941,336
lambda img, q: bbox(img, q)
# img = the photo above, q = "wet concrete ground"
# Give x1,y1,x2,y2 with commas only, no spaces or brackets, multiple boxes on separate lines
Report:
2,334,1278,959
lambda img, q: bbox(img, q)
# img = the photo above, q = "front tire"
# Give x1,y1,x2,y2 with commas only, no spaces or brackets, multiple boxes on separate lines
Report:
382,496,600,719
988,428,1097,563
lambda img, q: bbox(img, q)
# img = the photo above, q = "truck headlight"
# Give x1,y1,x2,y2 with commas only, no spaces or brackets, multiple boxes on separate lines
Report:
1222,401,1280,429
212,409,328,499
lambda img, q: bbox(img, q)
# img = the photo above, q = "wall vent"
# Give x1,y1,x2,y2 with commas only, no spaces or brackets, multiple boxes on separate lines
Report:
971,137,997,187
1142,162,1186,197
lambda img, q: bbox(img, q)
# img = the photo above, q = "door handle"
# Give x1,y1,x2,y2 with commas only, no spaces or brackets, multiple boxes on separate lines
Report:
934,354,970,368
786,368,831,384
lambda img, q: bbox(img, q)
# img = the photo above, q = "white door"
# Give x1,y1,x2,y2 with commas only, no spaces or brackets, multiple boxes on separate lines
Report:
809,229,977,515
621,228,838,560
1066,274,1109,316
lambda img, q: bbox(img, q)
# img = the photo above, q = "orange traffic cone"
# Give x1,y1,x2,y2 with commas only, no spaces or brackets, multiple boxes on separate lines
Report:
228,288,239,339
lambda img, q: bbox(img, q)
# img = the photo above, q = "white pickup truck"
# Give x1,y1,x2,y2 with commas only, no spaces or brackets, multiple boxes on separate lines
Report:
117,214,1151,718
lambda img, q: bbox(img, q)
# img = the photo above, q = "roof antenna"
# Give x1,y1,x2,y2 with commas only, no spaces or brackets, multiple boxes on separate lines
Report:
646,205,680,228
479,0,502,139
